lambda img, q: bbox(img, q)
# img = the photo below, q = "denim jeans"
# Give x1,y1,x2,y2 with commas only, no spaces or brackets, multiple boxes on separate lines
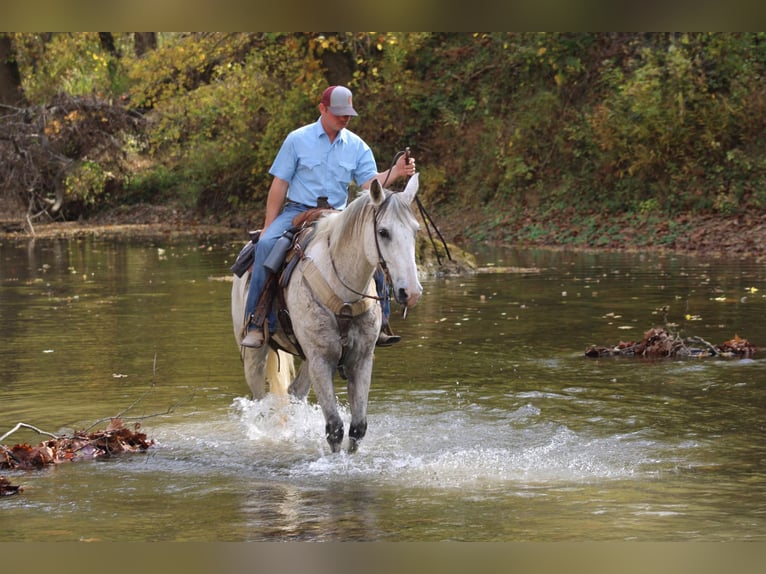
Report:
375,267,390,325
244,202,306,332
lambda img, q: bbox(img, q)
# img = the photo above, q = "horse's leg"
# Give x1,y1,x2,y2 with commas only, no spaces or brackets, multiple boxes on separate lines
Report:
307,358,344,453
265,349,294,396
287,362,311,400
344,354,373,454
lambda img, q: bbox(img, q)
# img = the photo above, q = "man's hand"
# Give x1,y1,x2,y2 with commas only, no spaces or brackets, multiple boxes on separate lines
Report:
397,150,416,178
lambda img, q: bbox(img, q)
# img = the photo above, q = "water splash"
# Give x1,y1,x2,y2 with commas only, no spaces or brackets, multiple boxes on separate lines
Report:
225,395,663,489
231,395,328,445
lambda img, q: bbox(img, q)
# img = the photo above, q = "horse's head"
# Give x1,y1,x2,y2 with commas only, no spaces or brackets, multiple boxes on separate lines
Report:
369,173,423,309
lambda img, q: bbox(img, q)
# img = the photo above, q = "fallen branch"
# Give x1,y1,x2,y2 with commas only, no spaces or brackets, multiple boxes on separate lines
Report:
0,417,156,496
0,418,154,471
0,92,145,223
585,327,758,358
0,364,196,496
0,422,59,444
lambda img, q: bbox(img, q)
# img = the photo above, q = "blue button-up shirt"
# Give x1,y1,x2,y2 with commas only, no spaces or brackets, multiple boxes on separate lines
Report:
269,118,379,210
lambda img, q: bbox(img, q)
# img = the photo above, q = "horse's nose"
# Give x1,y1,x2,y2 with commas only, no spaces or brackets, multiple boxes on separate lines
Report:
398,286,421,307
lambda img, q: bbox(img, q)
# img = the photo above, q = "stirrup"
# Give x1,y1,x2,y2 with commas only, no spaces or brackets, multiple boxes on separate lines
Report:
241,327,265,349
240,317,266,349
376,324,401,347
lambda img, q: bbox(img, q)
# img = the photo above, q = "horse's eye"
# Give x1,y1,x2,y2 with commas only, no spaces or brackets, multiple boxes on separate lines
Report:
378,228,391,240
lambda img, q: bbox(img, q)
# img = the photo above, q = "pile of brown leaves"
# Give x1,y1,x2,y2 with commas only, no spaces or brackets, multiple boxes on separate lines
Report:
0,418,153,472
585,327,758,358
716,334,759,357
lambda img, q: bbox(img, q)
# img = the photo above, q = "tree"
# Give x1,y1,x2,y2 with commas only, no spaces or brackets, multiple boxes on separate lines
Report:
98,32,119,57
0,34,25,106
134,32,157,57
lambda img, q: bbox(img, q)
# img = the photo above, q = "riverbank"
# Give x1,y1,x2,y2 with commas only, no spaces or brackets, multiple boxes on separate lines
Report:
0,205,242,242
436,201,766,262
2,202,766,263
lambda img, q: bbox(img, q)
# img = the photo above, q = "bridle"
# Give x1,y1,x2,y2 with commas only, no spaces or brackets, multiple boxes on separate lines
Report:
328,197,393,303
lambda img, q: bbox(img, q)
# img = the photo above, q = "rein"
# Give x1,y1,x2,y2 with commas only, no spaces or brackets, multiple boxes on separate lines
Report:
327,201,390,303
384,148,452,265
304,148,435,322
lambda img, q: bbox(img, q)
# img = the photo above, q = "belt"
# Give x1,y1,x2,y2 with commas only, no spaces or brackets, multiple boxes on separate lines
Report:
286,200,313,210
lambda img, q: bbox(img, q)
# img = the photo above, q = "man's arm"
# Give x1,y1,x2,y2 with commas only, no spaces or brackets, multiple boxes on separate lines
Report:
363,153,416,189
262,177,289,231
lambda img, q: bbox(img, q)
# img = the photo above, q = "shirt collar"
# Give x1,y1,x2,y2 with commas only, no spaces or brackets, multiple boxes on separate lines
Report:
314,117,347,144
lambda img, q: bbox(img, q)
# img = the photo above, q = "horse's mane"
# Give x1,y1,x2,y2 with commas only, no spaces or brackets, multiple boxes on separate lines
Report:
313,188,415,257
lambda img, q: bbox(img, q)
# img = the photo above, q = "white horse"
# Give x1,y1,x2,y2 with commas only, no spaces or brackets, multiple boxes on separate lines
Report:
231,174,422,453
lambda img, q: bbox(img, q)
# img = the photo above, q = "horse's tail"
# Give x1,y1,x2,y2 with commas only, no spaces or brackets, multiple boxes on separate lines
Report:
265,348,294,396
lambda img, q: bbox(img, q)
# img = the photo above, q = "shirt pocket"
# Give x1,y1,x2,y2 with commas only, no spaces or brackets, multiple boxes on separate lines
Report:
298,157,323,172
332,160,355,185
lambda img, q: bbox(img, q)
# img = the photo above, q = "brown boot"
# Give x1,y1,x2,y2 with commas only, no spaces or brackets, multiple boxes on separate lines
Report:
375,323,401,347
241,327,264,349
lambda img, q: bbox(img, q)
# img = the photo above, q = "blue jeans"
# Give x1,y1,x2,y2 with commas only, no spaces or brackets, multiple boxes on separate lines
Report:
375,267,390,326
244,202,390,333
244,203,306,332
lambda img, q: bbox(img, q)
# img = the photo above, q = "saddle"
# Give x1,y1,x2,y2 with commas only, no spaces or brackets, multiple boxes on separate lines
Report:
250,207,337,357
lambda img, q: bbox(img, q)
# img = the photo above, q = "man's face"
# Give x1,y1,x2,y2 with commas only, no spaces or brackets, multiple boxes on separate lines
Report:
320,104,352,132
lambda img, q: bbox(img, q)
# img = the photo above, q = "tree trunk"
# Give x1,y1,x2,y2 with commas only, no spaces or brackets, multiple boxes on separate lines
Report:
317,33,355,87
0,34,25,106
134,32,157,57
98,32,120,57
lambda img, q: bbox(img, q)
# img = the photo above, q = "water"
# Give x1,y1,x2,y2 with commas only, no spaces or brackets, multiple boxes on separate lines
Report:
1,237,766,541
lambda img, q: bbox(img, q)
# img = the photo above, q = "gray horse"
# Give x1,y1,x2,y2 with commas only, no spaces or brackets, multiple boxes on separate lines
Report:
232,174,422,453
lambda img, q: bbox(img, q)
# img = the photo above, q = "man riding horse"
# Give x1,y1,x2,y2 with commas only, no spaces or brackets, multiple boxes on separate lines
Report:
240,85,416,349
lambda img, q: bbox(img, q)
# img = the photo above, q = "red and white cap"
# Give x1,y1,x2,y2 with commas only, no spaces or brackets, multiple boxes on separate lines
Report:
320,85,358,116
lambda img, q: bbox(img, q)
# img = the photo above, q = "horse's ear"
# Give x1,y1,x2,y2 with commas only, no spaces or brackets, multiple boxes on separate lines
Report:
370,178,384,205
400,172,419,204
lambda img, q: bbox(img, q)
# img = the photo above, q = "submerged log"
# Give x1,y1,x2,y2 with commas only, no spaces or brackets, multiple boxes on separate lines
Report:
585,327,758,358
0,476,22,496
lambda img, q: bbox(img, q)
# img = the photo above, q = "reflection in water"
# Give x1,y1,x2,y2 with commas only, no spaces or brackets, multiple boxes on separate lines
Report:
1,238,766,540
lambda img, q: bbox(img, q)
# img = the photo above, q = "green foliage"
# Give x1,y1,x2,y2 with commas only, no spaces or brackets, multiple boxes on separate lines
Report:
64,160,111,205
7,32,766,226
123,165,182,204
14,33,129,102
582,33,766,214
123,33,324,212
639,198,660,214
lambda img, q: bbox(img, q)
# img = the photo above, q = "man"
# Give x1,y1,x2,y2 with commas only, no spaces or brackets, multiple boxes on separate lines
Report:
241,85,416,349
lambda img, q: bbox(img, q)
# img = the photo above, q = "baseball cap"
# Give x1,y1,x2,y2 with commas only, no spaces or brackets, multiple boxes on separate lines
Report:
320,85,358,116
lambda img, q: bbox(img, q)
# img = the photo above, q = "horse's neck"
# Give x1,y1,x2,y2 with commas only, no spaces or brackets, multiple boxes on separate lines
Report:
317,232,375,298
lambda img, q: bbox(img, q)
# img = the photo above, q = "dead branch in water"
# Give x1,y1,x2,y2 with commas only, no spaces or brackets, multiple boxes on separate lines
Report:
0,418,154,472
0,417,154,496
0,359,195,495
585,327,758,358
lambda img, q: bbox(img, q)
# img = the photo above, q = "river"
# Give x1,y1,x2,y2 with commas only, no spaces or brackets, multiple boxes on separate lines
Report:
1,236,765,541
